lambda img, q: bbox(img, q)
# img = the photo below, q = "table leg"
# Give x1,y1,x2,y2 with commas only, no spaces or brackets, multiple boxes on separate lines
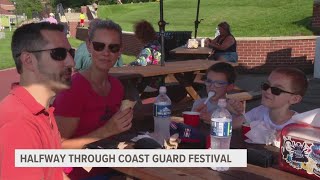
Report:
173,73,201,100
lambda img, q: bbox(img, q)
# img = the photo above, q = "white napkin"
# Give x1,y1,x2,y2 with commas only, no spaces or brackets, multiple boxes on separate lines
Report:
245,121,277,145
291,108,320,127
131,132,155,142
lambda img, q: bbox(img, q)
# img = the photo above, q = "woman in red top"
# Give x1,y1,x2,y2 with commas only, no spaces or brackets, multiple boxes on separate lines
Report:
53,19,133,179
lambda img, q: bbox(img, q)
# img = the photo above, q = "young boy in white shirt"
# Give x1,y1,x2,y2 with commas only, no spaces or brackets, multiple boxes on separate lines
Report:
243,67,308,131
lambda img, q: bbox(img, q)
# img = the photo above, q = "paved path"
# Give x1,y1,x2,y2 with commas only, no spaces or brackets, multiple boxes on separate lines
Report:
0,68,19,100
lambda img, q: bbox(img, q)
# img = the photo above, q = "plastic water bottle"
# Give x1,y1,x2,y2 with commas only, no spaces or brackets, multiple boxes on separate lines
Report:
210,99,232,171
214,27,220,38
153,86,171,146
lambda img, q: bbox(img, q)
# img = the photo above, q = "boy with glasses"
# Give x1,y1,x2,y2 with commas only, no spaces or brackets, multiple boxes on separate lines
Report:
242,67,308,131
192,62,244,128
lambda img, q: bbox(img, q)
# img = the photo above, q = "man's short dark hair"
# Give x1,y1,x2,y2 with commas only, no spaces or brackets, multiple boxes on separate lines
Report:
11,22,64,74
272,67,308,96
207,62,236,83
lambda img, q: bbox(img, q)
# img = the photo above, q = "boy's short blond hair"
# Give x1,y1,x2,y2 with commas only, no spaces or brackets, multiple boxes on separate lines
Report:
272,67,308,96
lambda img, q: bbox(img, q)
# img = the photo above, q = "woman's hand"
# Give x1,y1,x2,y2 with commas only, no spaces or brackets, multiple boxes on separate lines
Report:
204,38,211,47
104,108,133,136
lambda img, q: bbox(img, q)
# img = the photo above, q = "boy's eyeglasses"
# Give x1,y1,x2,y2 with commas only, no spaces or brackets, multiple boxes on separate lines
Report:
17,48,75,61
91,41,121,53
204,79,229,88
261,82,296,96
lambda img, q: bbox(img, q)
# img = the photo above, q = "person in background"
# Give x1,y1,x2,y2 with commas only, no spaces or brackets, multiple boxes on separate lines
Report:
93,1,98,12
192,62,244,129
42,13,58,24
0,22,74,180
237,67,308,137
79,12,86,27
129,20,162,92
129,20,161,66
53,19,132,179
205,21,238,63
75,19,123,72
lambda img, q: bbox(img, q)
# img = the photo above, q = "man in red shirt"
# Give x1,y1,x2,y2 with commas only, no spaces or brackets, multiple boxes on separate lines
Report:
0,22,75,180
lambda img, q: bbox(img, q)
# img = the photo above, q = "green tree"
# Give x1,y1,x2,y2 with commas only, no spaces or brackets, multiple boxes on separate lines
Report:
12,0,43,19
52,0,92,9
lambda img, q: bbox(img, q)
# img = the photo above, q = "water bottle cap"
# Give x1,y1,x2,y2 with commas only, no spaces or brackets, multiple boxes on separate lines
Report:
159,86,167,93
218,99,227,107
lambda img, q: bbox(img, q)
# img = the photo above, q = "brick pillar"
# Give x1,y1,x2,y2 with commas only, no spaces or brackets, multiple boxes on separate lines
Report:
312,0,320,28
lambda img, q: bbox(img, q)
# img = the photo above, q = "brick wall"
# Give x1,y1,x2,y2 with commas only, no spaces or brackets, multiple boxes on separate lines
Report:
236,37,315,73
312,0,320,28
121,34,316,73
121,32,144,56
69,21,89,38
73,29,316,73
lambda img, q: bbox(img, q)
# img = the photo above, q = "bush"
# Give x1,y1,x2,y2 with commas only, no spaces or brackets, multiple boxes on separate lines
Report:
99,0,157,5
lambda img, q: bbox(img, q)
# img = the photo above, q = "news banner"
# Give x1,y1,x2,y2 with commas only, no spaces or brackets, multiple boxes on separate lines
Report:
15,149,247,167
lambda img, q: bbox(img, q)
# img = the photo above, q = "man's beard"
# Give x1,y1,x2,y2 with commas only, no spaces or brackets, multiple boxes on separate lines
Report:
39,66,73,93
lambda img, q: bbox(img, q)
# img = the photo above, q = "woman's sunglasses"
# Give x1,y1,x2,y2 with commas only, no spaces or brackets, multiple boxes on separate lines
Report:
261,82,296,96
17,48,75,61
91,41,121,53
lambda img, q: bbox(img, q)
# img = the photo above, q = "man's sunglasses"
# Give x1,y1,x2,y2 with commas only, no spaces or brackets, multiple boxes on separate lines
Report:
261,82,296,96
17,48,75,61
91,41,121,53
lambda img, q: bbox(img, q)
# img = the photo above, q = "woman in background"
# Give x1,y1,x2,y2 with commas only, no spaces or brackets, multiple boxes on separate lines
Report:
205,21,238,63
130,20,161,66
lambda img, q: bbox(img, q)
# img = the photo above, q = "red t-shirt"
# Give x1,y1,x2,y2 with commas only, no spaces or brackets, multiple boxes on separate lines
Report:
53,73,124,137
0,85,63,180
53,73,124,179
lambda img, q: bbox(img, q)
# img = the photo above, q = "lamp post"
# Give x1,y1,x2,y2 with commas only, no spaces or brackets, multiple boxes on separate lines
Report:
13,1,18,28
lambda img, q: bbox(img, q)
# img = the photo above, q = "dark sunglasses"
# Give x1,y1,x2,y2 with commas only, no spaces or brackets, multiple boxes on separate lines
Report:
17,48,75,61
91,41,121,53
261,82,296,96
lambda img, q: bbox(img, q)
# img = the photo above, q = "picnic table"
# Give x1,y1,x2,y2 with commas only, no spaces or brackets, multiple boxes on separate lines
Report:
169,47,212,60
109,59,237,102
86,122,307,180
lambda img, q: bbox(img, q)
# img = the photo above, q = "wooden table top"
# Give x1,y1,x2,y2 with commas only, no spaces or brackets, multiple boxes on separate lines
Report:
109,59,237,80
170,47,212,55
112,164,307,180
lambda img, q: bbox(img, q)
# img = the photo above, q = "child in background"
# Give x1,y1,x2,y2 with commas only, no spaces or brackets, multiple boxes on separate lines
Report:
192,62,244,129
79,12,86,27
243,67,308,131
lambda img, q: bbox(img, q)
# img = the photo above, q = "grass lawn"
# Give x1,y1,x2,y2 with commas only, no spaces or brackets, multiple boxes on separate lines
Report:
0,0,315,70
0,30,14,70
99,0,313,37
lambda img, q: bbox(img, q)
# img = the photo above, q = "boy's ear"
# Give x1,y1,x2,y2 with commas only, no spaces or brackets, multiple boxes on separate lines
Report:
290,94,302,105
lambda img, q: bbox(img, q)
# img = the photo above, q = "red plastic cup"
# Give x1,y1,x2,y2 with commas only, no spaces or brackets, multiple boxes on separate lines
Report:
206,135,211,149
242,122,251,140
183,111,200,127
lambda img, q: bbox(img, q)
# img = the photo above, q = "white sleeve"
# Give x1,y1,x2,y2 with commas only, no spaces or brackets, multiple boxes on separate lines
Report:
191,99,205,111
244,105,265,123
